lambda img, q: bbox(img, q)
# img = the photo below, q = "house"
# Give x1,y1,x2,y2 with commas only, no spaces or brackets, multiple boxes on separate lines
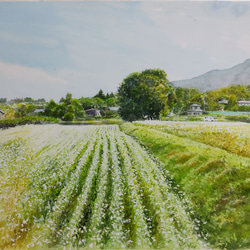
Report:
238,100,250,106
85,108,101,117
0,109,5,119
187,104,203,116
217,98,229,105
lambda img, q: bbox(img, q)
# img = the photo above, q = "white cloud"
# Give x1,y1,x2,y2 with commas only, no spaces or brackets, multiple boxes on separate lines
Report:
140,1,250,79
0,61,69,101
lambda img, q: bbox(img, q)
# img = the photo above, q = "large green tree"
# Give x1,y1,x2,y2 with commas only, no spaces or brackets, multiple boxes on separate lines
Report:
118,69,176,121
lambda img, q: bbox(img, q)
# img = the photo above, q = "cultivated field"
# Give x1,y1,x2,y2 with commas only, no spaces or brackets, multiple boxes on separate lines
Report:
135,121,250,157
121,121,250,249
0,125,206,249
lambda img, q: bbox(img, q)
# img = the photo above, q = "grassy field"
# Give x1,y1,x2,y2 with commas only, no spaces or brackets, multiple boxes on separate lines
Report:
120,121,250,249
0,124,205,249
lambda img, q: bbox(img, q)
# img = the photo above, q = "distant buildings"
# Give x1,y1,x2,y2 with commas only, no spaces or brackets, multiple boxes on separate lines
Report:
238,100,250,106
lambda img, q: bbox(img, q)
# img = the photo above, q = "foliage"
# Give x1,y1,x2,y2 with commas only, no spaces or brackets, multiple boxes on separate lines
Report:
0,98,7,103
79,97,106,110
63,112,75,121
8,97,46,104
45,93,84,120
79,95,117,112
0,125,204,249
204,84,250,111
172,84,250,114
225,115,250,123
103,110,119,119
173,87,202,114
121,122,250,249
14,103,38,117
118,69,176,121
0,116,58,129
94,89,106,100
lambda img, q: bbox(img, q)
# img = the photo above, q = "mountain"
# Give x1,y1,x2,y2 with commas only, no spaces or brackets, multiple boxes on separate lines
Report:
172,59,250,92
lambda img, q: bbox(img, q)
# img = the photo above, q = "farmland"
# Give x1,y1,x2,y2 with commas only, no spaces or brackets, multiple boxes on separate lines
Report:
0,125,205,249
121,121,250,249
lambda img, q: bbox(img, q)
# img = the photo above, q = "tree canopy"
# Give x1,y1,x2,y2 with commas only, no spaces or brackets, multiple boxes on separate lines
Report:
118,69,176,121
45,93,84,121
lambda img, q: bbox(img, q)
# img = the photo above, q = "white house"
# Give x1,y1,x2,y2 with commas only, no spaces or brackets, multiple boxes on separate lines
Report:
238,100,250,106
187,104,203,116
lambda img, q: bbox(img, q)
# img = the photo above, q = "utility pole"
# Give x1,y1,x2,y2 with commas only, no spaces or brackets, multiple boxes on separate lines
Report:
203,95,205,112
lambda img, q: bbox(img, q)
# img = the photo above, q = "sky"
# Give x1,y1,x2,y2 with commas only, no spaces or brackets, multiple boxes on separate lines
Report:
1,1,250,101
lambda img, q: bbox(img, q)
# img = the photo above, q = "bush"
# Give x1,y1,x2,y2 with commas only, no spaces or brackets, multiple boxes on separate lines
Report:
225,116,250,123
0,117,58,129
188,116,203,121
104,110,119,119
63,112,74,121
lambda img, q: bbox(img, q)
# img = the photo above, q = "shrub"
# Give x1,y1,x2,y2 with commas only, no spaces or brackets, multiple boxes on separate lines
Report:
0,117,58,129
225,116,250,123
63,112,75,121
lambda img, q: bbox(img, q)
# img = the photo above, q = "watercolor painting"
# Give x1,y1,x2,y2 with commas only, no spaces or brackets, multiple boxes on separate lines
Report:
0,1,250,249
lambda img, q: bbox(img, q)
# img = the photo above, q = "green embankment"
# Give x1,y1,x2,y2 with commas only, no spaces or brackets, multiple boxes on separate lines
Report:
120,123,250,249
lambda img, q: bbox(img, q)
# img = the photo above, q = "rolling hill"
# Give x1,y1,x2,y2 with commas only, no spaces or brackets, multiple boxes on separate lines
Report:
172,59,250,92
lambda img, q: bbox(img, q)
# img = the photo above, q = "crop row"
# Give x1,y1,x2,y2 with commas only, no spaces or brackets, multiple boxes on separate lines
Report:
135,121,250,158
0,125,206,249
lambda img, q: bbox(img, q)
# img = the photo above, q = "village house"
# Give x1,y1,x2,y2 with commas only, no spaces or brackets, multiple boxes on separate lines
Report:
0,109,5,119
186,104,203,116
238,100,250,106
85,108,101,117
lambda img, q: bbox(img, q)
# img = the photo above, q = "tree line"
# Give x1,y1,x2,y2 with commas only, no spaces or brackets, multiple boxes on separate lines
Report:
1,68,250,122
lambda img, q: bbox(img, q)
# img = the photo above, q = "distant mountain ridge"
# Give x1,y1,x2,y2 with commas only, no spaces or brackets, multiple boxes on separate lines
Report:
172,59,250,92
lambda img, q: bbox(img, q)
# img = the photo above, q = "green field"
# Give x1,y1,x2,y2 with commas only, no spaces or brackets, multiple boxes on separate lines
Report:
121,121,250,249
0,125,205,249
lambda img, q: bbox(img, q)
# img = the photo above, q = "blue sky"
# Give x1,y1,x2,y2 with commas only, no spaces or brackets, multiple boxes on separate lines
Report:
1,1,250,101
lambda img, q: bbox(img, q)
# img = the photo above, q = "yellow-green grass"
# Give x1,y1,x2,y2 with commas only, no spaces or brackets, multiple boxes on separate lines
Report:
120,122,250,249
134,121,250,158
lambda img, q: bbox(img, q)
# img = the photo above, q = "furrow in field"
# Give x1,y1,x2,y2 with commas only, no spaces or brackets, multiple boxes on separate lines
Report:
26,130,99,248
23,127,96,206
120,132,204,249
64,129,104,247
2,126,97,249
115,131,151,249
104,126,127,249
82,128,110,248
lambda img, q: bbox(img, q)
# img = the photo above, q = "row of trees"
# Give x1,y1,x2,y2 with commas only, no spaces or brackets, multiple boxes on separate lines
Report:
117,69,250,121
0,97,46,104
2,69,250,122
45,91,118,121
